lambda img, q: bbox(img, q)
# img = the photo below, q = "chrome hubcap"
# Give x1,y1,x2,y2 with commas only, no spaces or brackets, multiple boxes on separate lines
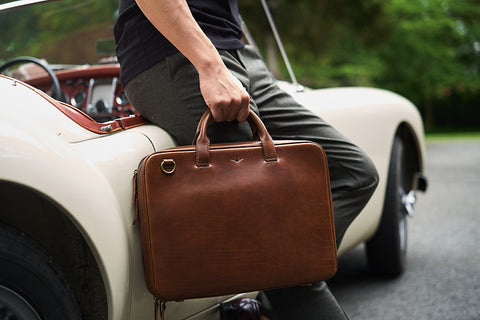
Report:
402,190,416,218
399,188,416,253
0,285,42,320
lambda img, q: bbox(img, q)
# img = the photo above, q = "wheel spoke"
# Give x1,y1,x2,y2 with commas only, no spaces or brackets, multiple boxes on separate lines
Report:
402,190,417,218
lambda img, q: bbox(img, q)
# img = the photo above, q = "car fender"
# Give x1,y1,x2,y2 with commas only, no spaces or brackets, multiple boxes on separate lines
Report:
281,84,426,253
0,76,158,318
0,125,159,319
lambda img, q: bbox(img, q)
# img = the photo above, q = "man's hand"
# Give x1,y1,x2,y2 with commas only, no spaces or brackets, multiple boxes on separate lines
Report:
199,68,250,123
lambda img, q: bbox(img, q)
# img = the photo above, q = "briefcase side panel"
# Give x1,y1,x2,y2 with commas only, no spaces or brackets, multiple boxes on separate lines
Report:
135,154,162,296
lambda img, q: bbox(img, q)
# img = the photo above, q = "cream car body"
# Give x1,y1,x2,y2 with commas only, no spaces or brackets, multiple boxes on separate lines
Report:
0,73,425,319
279,82,426,255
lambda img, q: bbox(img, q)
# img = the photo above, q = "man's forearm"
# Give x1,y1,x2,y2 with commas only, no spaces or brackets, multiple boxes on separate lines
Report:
134,0,250,122
135,0,223,73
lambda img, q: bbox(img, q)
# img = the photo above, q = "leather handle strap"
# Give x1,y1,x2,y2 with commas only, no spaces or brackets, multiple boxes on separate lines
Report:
194,109,278,167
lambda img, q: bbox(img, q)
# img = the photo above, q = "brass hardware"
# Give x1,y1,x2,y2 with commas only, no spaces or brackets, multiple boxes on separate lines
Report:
161,159,176,175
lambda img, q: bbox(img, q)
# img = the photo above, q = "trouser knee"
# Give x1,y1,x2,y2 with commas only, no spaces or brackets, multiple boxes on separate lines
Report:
362,154,379,196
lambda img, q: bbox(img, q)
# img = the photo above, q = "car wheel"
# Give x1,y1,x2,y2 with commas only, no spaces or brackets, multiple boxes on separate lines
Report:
0,223,82,320
366,135,409,277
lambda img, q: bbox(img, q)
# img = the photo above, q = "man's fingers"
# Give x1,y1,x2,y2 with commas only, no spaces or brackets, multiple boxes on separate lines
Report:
227,73,250,122
236,104,250,123
208,90,249,122
226,94,249,122
209,105,223,122
200,70,250,122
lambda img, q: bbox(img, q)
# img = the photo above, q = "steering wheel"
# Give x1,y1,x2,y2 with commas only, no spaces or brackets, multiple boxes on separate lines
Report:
0,56,64,102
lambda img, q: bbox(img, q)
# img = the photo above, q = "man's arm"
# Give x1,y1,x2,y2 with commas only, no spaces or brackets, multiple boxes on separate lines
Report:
135,0,250,122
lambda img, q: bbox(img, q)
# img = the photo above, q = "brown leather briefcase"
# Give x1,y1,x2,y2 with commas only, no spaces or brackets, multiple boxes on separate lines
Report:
133,110,337,301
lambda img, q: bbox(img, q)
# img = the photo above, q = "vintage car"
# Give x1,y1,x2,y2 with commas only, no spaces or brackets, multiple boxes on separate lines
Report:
0,0,427,319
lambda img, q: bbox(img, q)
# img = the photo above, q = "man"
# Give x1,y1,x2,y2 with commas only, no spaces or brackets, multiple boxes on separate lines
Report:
114,0,379,319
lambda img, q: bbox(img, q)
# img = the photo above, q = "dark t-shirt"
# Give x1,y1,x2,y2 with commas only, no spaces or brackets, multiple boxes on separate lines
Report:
114,0,244,86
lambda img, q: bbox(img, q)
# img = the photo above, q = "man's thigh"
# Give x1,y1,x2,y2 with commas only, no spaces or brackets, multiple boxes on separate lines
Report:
237,45,378,243
125,51,254,145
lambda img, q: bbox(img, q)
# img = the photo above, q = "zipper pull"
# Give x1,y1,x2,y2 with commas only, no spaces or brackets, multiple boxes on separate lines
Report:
132,169,139,226
154,297,167,320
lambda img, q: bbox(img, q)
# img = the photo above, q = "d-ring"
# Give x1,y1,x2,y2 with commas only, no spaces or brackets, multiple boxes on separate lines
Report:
161,159,176,175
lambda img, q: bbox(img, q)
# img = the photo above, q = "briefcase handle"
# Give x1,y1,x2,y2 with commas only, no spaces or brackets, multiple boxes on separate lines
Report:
194,109,278,167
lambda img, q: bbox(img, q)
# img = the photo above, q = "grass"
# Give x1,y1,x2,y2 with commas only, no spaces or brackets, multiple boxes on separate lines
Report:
425,131,480,142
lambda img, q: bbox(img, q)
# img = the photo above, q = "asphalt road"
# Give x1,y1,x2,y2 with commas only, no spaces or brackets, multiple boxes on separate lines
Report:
327,139,480,320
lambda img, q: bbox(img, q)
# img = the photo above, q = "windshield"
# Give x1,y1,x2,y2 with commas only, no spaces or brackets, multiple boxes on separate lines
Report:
0,0,118,65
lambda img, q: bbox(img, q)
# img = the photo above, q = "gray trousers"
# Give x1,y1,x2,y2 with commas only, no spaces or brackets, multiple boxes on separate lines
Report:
125,45,378,320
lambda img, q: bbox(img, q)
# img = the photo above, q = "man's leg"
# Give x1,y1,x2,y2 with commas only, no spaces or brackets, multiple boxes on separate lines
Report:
261,282,349,320
235,45,379,320
124,50,254,146
236,45,379,245
125,47,378,320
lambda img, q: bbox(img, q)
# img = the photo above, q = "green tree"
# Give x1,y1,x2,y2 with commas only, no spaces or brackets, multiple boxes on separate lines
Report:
241,0,480,130
374,0,480,130
1,0,117,63
239,0,391,87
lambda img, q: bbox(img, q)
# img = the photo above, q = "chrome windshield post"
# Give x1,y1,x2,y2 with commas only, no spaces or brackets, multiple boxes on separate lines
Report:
260,0,304,92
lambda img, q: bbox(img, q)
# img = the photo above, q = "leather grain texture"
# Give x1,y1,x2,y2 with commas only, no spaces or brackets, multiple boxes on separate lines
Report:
134,110,337,301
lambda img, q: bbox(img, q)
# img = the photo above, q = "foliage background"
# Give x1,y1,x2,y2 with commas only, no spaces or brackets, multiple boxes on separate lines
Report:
1,0,479,132
239,0,480,132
